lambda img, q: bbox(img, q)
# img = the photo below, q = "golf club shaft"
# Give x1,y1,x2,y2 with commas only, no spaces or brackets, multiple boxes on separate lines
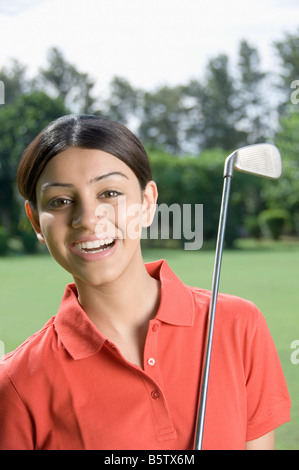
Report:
194,174,233,450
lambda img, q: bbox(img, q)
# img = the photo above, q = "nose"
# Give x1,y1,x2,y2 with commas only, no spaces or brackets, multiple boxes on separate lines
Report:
71,200,98,230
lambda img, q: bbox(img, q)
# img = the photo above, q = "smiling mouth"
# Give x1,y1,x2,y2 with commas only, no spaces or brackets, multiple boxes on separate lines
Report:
74,238,116,253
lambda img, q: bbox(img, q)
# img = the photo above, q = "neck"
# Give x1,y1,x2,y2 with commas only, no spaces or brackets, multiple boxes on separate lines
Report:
74,257,160,335
73,256,160,368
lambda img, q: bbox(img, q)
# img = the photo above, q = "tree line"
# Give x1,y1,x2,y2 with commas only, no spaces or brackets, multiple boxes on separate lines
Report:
0,29,299,254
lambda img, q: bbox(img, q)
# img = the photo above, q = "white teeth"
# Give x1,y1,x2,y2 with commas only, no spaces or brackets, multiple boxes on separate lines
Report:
75,238,114,252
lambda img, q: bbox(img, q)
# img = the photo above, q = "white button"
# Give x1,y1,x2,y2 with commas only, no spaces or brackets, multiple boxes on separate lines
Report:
147,357,156,366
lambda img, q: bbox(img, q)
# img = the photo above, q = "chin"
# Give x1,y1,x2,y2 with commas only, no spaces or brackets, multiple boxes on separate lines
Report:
73,264,124,289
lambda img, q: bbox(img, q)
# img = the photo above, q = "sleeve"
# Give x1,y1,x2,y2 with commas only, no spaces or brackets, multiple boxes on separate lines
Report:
0,362,35,450
244,308,291,442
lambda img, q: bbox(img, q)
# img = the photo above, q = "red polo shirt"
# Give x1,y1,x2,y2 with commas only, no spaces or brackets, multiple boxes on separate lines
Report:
0,260,291,450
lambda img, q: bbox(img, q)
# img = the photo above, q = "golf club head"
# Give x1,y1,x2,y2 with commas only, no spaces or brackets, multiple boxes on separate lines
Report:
233,143,282,179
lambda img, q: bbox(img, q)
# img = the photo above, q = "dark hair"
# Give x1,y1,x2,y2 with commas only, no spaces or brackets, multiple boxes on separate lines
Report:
17,114,152,207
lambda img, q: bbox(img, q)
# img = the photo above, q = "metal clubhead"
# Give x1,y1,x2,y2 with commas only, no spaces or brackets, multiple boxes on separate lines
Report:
224,143,282,179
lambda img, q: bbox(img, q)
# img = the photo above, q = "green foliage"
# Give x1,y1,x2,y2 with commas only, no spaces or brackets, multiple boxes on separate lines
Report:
0,59,33,104
102,76,143,126
259,108,299,235
273,28,299,108
139,85,186,154
0,91,68,234
244,215,262,239
258,208,290,240
237,40,270,143
19,231,38,254
148,148,248,247
18,217,38,254
0,91,67,174
0,225,9,255
38,47,96,114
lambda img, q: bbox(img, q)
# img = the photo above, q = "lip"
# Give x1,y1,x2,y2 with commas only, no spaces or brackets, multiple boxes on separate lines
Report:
69,237,119,262
71,234,116,244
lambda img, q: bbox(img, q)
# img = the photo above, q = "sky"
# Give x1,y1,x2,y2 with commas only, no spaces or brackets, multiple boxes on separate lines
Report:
0,0,299,96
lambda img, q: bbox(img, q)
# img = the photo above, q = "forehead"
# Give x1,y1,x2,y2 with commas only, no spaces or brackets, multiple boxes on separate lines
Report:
37,147,136,186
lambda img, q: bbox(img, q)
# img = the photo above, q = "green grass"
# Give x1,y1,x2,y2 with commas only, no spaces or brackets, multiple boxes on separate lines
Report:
0,242,298,449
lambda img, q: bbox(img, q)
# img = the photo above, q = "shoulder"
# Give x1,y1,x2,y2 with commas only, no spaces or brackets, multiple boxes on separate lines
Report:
1,316,56,382
189,285,262,333
190,284,259,314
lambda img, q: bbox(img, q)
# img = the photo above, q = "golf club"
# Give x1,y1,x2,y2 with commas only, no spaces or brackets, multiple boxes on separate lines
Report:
194,143,282,450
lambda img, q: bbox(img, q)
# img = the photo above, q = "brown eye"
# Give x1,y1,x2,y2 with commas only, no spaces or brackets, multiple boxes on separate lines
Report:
49,198,73,209
100,190,121,199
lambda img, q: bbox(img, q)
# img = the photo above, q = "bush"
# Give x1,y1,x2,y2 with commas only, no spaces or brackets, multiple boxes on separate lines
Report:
0,225,9,255
19,230,38,254
258,209,290,240
18,218,38,254
244,215,262,239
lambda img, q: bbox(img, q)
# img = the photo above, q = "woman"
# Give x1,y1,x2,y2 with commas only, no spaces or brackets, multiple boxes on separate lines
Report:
0,115,291,450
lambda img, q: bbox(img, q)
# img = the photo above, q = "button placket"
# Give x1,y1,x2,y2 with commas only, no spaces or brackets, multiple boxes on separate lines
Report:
144,321,160,378
142,378,176,441
140,321,176,442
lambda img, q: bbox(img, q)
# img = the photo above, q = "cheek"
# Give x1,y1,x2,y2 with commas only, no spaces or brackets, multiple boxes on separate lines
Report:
38,213,54,237
95,202,124,238
39,214,65,246
124,202,143,240
94,199,144,240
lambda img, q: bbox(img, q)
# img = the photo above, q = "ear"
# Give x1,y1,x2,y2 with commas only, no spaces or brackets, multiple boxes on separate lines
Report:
141,181,158,228
25,201,46,244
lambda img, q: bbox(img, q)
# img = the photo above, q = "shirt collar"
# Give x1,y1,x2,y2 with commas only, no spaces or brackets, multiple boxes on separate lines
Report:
54,283,106,360
54,259,195,360
145,259,195,327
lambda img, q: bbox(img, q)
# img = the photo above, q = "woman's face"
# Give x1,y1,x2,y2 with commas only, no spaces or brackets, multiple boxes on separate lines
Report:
26,147,157,287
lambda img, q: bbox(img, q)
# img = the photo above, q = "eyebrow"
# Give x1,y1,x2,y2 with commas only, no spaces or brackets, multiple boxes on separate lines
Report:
40,171,129,192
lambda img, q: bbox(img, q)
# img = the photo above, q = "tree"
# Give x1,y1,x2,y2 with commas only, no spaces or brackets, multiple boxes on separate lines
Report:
236,40,271,144
0,91,68,233
138,84,186,154
102,76,142,126
262,108,299,235
273,29,299,111
148,148,244,247
37,47,96,114
0,59,34,104
204,54,249,150
181,79,207,154
185,54,248,152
